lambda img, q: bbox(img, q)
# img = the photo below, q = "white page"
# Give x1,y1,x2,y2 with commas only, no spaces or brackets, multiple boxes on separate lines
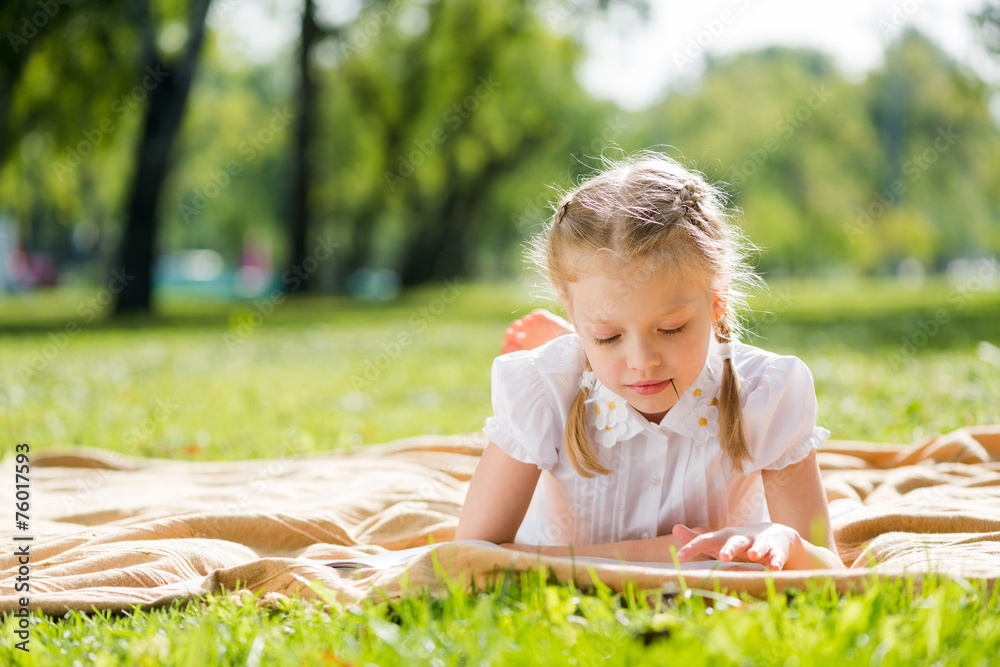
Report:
322,540,766,571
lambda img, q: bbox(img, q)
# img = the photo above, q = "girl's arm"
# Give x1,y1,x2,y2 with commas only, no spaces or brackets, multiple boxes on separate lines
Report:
456,443,701,563
455,442,542,544
761,449,844,570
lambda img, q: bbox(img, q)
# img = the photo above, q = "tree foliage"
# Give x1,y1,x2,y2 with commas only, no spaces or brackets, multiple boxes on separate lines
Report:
2,1,999,303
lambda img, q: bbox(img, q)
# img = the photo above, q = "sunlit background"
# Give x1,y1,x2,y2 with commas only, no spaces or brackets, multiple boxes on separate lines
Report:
2,0,999,455
2,0,999,309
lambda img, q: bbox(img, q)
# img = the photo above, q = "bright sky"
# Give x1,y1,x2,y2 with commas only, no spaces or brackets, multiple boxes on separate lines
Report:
577,0,997,110
216,0,998,112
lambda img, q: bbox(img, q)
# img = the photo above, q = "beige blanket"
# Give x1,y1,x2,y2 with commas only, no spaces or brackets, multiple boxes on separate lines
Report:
3,426,1000,614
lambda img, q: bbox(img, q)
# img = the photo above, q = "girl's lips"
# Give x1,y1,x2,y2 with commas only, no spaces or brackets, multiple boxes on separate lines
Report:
627,380,669,396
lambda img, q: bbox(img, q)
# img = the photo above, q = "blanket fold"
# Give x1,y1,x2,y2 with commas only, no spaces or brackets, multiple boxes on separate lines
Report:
4,427,1000,614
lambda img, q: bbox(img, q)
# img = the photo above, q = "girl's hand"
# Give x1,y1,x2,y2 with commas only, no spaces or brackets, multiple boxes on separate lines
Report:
671,523,804,570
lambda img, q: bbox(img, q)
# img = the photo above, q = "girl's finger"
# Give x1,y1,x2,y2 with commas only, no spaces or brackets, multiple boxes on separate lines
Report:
679,535,726,560
673,533,717,560
747,541,772,563
719,535,753,561
672,524,705,544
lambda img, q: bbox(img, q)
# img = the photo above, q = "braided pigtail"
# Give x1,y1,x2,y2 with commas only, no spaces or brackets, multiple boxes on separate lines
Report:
565,358,611,478
715,317,753,473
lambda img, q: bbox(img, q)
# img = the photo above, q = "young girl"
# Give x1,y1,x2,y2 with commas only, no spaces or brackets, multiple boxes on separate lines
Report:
455,151,845,571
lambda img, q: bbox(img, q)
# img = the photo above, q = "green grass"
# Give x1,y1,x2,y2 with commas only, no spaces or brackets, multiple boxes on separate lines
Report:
1,572,998,665
1,276,1000,664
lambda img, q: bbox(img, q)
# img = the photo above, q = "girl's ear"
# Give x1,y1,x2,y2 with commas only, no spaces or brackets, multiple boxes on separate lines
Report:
712,290,727,322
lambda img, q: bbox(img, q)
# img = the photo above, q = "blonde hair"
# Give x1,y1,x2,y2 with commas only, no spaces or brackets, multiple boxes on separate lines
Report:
528,150,762,477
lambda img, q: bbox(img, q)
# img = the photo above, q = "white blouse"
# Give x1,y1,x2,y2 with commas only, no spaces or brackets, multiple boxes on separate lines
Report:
482,333,830,547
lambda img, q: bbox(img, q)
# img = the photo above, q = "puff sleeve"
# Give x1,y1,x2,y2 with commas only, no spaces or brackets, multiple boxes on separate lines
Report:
741,355,830,473
482,351,562,471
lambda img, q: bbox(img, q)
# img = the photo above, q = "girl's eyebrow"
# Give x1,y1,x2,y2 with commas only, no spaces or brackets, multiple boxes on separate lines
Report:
587,304,692,326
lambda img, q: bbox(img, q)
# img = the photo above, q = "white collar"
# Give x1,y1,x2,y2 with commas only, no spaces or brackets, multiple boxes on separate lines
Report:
582,337,727,447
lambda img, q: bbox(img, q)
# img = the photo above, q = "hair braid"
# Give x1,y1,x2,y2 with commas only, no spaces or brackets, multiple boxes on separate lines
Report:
714,317,753,473
565,358,611,477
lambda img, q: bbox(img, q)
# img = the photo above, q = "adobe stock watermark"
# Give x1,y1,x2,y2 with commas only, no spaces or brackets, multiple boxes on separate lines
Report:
221,433,312,517
752,286,798,331
878,0,925,39
510,115,629,232
845,126,959,243
383,75,501,191
16,268,135,381
729,84,833,187
224,233,339,351
7,0,74,54
671,0,752,73
181,106,295,223
51,66,170,180
539,1,573,31
211,0,245,19
350,279,465,389
338,1,404,60
413,433,483,501
888,257,999,370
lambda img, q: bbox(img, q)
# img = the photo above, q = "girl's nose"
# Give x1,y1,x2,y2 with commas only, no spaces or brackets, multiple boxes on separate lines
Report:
626,336,661,370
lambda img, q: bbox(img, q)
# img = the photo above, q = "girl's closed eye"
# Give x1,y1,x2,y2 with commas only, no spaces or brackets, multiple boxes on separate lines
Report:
593,324,686,346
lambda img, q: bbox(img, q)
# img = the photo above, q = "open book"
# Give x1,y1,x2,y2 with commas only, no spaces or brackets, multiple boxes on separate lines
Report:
323,539,767,571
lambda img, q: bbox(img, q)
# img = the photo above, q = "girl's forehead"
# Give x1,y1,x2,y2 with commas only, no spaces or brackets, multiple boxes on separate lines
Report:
567,254,712,292
567,270,712,315
563,247,707,280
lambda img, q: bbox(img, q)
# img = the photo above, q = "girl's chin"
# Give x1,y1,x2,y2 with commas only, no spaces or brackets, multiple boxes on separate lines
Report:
636,406,670,423
629,398,673,421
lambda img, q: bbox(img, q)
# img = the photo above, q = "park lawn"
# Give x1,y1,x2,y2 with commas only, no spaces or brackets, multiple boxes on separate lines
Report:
1,276,999,665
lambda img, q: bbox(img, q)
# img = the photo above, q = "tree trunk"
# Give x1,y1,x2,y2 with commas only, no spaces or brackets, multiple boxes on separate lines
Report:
113,0,211,316
398,127,549,286
287,0,321,293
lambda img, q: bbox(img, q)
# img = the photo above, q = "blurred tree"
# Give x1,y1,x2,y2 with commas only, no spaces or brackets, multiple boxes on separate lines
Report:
638,47,879,273
6,0,998,302
864,30,1000,266
0,0,137,269
161,41,292,259
1,0,212,313
974,2,1000,55
114,0,212,314
287,0,325,293
636,34,1000,275
314,0,645,288
284,0,646,293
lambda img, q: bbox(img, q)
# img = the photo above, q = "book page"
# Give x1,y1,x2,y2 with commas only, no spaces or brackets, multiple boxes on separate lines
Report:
322,540,766,571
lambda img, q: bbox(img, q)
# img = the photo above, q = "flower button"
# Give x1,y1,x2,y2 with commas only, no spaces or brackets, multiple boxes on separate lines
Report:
593,396,632,447
682,398,720,444
584,374,646,448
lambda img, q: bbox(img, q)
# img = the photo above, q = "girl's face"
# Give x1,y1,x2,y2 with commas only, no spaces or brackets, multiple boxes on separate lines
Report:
565,263,723,424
